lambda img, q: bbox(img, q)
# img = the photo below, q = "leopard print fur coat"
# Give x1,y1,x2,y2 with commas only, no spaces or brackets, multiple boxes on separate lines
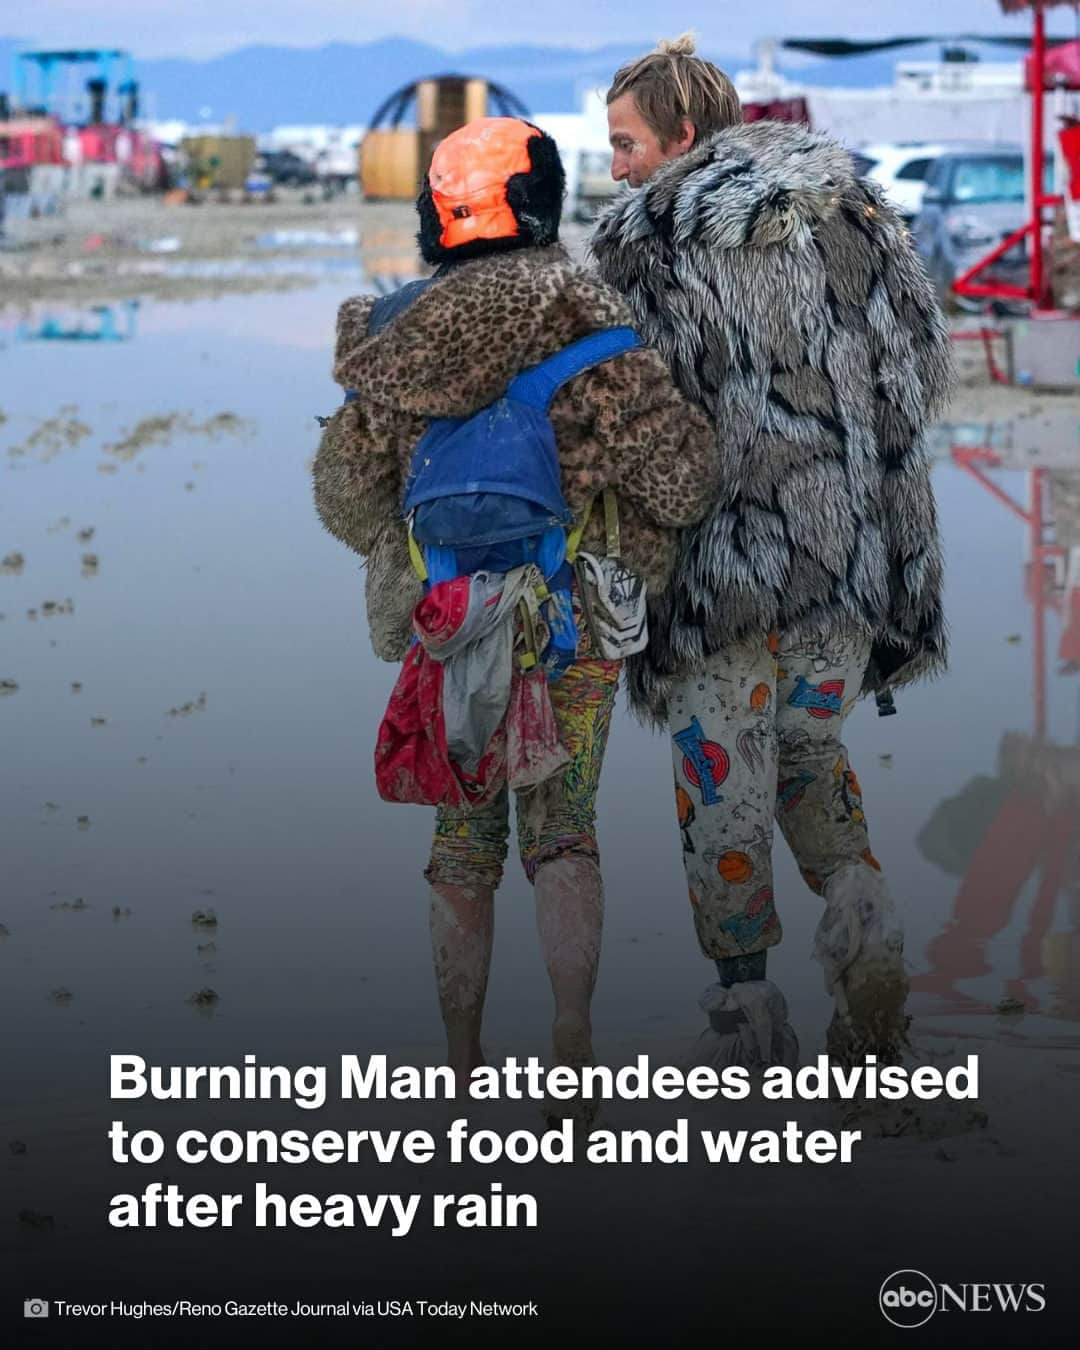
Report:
313,243,719,661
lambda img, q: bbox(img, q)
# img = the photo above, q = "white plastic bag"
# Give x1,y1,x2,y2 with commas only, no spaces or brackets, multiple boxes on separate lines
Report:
571,489,648,659
681,980,800,1071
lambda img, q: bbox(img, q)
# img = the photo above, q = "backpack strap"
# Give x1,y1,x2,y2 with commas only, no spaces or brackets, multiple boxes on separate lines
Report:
507,327,640,411
368,277,435,337
566,487,620,563
343,278,436,403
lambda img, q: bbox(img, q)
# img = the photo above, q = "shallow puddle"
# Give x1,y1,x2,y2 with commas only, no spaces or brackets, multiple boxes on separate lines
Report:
3,278,1080,1123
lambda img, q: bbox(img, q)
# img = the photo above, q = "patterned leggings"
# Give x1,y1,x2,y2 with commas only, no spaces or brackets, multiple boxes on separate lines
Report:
669,630,879,961
426,652,619,889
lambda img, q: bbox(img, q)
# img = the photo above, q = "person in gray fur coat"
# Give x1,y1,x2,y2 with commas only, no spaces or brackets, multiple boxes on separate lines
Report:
590,35,956,1065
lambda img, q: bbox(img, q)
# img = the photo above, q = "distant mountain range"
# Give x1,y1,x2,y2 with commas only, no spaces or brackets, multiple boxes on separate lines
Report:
0,35,1035,130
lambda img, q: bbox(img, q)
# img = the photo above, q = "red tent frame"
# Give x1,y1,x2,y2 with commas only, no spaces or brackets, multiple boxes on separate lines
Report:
954,0,1076,311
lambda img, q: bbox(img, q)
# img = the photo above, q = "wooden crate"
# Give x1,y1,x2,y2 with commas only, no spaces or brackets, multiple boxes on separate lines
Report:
361,77,492,199
361,128,421,200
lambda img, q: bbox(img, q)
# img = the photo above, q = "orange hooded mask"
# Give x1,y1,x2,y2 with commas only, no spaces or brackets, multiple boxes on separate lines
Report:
428,117,542,250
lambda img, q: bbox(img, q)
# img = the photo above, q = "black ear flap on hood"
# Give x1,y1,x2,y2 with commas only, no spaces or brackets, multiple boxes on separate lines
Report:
415,125,566,266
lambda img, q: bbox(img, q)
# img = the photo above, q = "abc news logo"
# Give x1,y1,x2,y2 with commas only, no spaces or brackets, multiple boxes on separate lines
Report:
880,1271,1046,1328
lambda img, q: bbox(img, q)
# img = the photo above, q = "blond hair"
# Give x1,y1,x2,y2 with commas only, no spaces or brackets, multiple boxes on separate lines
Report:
607,32,741,147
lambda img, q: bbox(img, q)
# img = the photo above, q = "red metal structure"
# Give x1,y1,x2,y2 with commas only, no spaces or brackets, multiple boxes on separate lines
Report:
951,446,1067,733
954,1,1077,310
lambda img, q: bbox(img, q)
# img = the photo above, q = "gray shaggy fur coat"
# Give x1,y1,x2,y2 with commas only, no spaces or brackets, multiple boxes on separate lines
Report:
589,120,955,724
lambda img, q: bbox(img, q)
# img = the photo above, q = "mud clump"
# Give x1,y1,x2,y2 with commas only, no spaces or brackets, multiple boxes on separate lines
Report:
112,905,133,918
48,988,73,1005
191,908,218,929
187,987,220,1008
90,716,107,727
106,414,183,461
1,552,25,575
105,411,251,462
13,416,92,463
50,897,90,911
168,692,208,717
77,527,95,543
81,553,100,576
840,1099,990,1141
76,815,90,829
8,1140,27,1155
0,923,10,938
203,413,247,438
0,679,18,696
40,599,75,617
197,941,217,955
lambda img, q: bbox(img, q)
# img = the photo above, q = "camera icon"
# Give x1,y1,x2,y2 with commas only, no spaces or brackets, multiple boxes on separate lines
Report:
24,1299,50,1318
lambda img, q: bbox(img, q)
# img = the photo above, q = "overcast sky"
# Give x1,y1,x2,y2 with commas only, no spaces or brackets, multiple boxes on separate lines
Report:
10,0,1077,62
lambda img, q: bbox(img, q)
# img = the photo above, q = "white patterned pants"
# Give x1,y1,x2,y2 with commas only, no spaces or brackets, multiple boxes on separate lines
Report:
668,630,880,961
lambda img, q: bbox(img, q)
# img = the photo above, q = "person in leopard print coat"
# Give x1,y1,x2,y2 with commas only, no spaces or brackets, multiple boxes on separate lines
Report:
313,118,718,1103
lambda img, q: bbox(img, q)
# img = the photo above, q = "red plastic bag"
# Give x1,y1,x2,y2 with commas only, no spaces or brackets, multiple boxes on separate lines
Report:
373,573,569,809
374,642,505,809
374,644,456,807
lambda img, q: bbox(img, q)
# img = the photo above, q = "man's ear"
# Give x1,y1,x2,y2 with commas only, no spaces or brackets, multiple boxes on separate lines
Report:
679,118,697,153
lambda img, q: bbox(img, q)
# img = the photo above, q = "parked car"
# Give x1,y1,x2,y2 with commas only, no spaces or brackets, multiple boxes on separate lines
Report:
853,141,1018,221
255,149,318,186
911,144,1053,310
855,141,966,222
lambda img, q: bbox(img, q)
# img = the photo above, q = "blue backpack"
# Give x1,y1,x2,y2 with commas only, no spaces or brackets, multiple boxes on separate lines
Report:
399,323,641,677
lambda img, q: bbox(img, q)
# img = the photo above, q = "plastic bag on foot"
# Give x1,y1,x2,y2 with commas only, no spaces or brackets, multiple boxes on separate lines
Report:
681,979,800,1071
813,863,904,997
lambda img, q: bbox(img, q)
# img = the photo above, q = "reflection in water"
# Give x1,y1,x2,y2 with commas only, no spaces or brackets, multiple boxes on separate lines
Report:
915,427,1080,1020
6,285,1079,1118
13,301,139,344
359,221,427,296
135,257,365,279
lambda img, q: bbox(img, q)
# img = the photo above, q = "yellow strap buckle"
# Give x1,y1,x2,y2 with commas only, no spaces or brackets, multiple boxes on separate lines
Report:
566,496,593,563
566,489,620,563
517,594,540,670
406,515,429,582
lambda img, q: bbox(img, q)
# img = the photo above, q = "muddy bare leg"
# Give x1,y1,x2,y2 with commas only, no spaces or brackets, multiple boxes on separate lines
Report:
429,882,495,1090
534,854,604,1067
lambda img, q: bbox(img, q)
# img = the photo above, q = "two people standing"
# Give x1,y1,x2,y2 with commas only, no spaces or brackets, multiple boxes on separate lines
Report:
314,35,953,1086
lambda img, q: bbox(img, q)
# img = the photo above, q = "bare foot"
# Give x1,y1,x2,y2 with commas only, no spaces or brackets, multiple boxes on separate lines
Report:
451,1047,486,1097
544,1013,598,1130
552,1012,594,1070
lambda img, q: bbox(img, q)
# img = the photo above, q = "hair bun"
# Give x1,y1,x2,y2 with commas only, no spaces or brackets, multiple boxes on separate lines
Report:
657,32,697,57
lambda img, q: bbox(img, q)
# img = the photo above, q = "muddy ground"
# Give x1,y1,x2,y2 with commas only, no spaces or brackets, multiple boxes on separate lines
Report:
3,191,1080,1340
4,192,1077,418
0,191,433,306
